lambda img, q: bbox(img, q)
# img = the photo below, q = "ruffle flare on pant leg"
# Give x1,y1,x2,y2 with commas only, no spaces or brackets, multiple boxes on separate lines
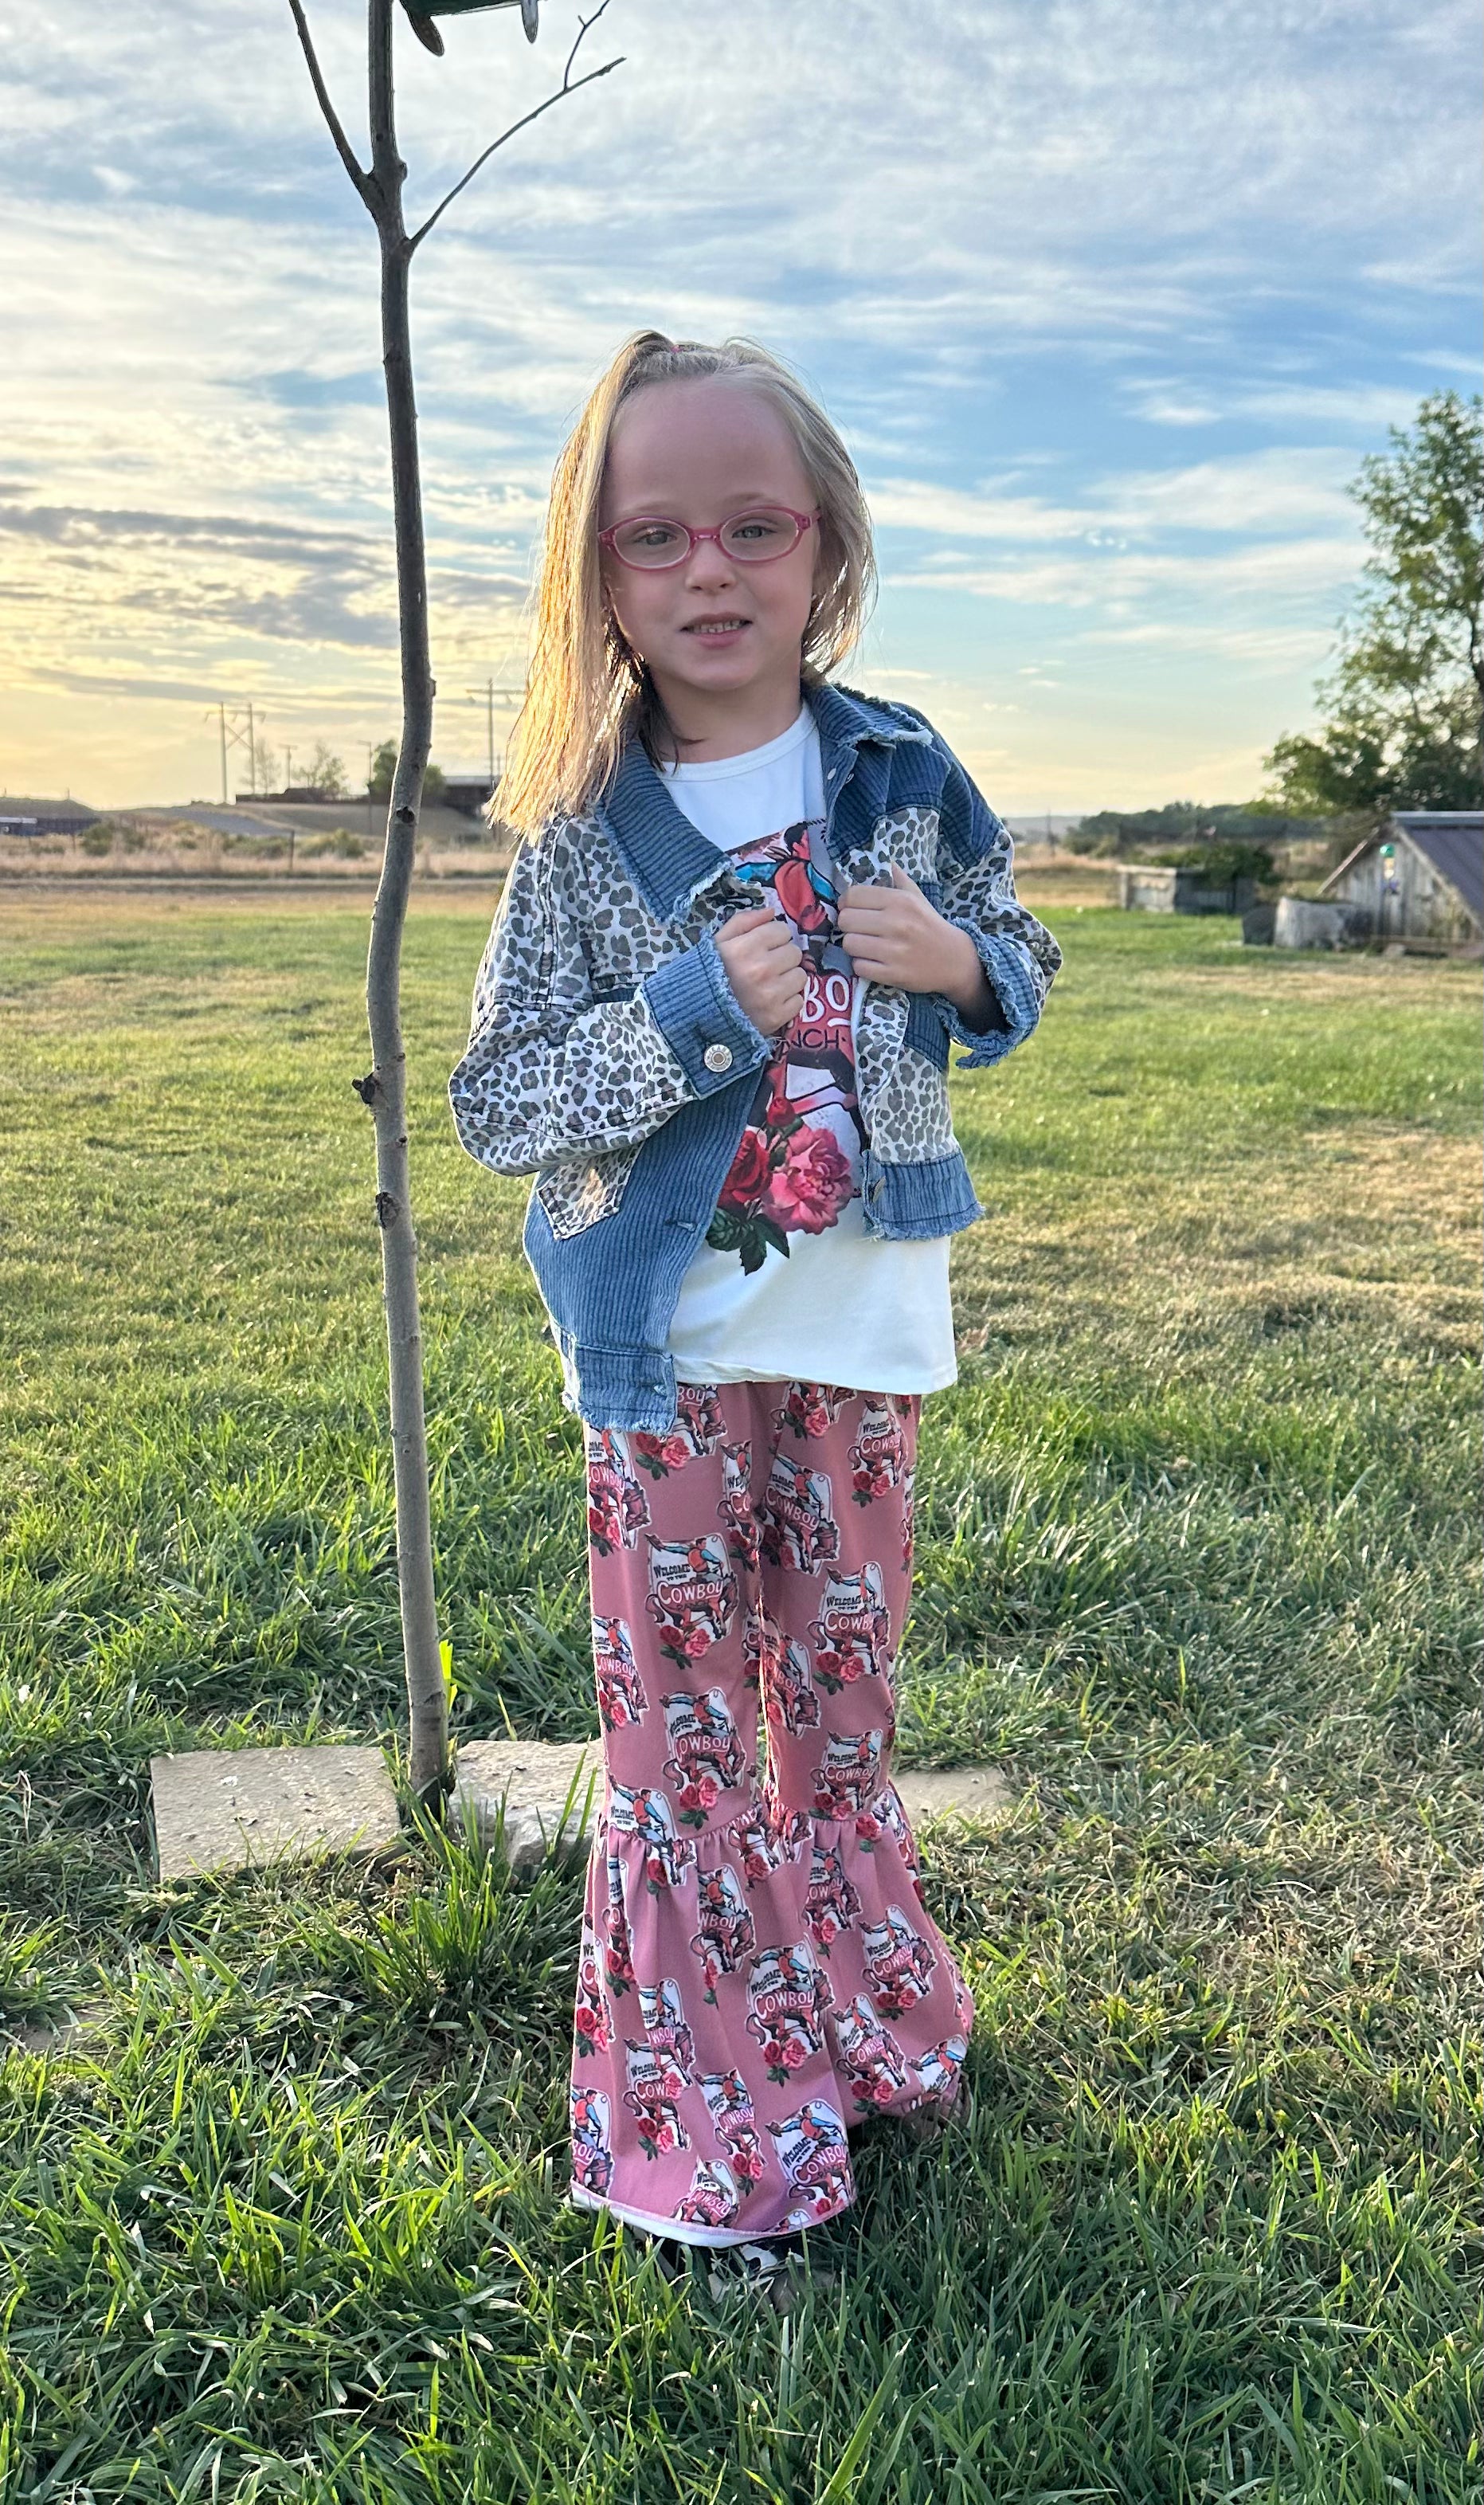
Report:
568,1782,974,2246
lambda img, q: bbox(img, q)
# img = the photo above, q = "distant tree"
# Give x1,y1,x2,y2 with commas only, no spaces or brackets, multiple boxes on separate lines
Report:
1066,801,1319,858
247,732,280,796
370,739,444,804
1263,392,1484,815
305,739,348,796
1145,840,1275,885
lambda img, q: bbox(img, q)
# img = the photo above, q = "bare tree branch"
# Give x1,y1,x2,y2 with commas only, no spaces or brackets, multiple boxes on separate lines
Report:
562,0,617,84
287,0,374,206
409,3,623,253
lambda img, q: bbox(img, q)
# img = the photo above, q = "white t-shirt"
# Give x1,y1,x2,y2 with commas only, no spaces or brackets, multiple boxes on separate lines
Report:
661,706,957,1397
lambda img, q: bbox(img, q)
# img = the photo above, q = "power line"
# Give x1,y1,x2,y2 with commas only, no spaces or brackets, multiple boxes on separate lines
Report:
464,676,523,782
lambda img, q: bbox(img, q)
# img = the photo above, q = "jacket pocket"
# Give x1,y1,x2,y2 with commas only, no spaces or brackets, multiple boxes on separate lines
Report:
534,1143,641,1240
904,990,950,1070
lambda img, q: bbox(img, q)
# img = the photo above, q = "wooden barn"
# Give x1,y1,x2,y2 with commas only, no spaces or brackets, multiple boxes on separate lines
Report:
1319,811,1483,947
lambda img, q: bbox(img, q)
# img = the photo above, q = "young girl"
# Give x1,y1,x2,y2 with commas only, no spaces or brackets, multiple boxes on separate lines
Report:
451,331,1060,2284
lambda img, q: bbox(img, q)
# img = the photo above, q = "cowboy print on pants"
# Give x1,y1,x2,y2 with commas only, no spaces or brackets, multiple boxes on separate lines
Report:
570,1379,974,2246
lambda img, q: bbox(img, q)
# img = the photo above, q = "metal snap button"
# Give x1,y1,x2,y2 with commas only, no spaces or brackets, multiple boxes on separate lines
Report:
703,1043,733,1073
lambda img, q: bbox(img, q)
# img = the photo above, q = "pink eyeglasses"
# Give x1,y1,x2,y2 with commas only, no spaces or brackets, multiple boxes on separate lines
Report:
597,506,815,571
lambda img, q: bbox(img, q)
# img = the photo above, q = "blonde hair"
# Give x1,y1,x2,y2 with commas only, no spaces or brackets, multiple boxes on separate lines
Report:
495,331,877,837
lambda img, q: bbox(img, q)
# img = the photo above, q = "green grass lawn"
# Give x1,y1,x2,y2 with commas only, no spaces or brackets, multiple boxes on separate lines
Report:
1,882,1479,2503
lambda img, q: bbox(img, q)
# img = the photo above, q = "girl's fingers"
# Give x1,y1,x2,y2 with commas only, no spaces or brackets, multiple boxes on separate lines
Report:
842,867,918,904
720,905,779,938
840,894,914,927
720,917,801,962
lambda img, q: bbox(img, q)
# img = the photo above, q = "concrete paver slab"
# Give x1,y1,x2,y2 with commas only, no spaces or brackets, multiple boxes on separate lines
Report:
896,1765,1016,1825
151,1744,401,1880
451,1738,1012,1871
452,1738,601,1872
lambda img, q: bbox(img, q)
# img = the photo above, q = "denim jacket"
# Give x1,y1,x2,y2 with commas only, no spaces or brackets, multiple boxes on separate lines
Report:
449,682,1060,1430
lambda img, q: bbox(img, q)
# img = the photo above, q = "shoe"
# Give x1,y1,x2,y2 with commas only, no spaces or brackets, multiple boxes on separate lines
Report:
707,2237,837,2312
898,2083,972,2146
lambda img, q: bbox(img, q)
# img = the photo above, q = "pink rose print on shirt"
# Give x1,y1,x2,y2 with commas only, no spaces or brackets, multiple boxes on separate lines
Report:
707,1116,854,1274
762,1126,853,1234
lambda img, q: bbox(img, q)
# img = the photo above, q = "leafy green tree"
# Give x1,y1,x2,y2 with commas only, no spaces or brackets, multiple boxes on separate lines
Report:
1066,801,1318,858
370,739,444,803
1264,393,1483,814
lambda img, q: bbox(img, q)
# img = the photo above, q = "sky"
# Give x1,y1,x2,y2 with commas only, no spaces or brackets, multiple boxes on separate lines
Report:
2,0,1479,811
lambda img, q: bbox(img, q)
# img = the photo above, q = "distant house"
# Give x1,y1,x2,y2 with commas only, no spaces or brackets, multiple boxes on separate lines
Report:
440,775,499,819
0,796,100,838
1319,812,1483,945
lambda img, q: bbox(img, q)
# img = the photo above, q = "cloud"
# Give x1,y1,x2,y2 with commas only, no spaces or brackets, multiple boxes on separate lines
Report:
26,667,256,704
0,500,377,563
1101,450,1357,535
893,533,1359,610
0,0,1477,802
1122,390,1222,428
867,449,1360,548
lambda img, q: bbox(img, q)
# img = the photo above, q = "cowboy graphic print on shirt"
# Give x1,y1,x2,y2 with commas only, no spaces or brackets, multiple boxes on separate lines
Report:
705,817,864,1276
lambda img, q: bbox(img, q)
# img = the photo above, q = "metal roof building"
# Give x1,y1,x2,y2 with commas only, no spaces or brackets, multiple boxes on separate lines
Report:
0,796,100,838
1319,810,1483,945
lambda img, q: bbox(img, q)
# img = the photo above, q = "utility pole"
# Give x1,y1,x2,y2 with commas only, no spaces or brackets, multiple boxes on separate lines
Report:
206,702,257,806
464,676,522,787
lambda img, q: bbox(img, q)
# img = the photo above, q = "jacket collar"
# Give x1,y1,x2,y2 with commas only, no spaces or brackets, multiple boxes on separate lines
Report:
595,683,932,922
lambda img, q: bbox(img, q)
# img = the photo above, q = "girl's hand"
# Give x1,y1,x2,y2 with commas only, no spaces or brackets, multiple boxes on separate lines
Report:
715,905,807,1035
839,864,993,1019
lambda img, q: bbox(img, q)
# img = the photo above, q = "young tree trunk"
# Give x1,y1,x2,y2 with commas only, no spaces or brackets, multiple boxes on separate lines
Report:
362,0,447,1803
289,0,621,1807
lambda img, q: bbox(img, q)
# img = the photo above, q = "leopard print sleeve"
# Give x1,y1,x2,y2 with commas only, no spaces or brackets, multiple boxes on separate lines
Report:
448,821,700,1177
932,753,1063,1068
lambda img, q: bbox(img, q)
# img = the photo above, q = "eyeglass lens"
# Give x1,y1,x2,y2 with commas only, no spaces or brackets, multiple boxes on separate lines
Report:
608,508,805,569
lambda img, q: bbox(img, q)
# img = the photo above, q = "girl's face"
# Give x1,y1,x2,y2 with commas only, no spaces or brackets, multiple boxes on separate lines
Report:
598,375,820,733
